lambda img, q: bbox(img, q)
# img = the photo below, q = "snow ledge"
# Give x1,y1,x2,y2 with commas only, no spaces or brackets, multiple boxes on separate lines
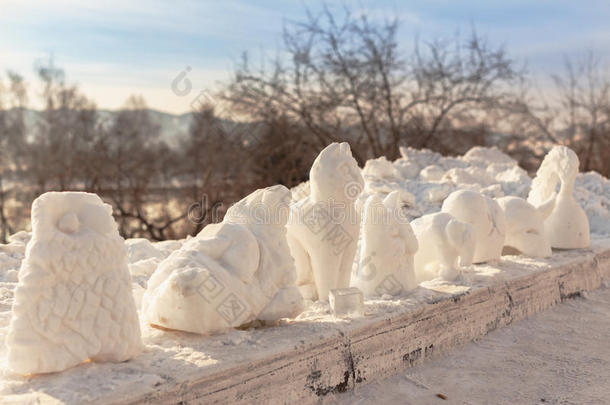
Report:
2,239,610,404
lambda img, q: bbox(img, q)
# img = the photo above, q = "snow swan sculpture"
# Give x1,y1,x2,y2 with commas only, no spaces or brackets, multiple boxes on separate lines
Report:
497,196,552,258
143,185,303,335
441,190,506,263
287,142,364,301
352,191,419,297
7,192,142,375
411,212,475,282
527,145,590,249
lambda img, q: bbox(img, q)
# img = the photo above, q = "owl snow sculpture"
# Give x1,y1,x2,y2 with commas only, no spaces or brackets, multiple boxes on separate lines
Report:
441,190,506,263
352,191,419,297
497,196,552,258
143,185,303,335
7,192,142,375
287,142,364,301
527,145,590,249
411,212,476,283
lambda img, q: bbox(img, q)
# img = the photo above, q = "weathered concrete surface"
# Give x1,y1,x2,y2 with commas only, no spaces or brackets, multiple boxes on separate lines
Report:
126,241,610,405
340,286,610,404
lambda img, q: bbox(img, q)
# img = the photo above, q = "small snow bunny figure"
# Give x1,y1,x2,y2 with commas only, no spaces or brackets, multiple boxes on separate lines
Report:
527,145,590,249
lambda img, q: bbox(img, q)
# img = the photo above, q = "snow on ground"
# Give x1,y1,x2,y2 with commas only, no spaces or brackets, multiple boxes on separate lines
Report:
339,286,610,405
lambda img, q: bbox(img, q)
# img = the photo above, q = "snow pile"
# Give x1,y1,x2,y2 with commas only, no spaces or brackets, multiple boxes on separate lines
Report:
361,146,610,236
574,172,610,235
0,232,29,283
126,238,184,289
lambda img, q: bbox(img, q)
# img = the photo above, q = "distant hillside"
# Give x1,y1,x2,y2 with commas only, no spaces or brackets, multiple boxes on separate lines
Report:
21,109,194,146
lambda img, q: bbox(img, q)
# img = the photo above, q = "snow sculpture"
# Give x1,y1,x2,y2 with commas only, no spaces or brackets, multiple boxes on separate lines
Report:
287,142,364,301
497,196,552,258
7,192,142,375
441,190,506,263
143,185,303,335
353,191,418,297
411,212,475,282
527,145,590,249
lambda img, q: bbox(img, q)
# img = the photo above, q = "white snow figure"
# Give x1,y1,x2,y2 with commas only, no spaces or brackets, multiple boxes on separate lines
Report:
143,185,303,335
441,190,506,263
411,212,476,282
497,196,552,258
352,191,419,297
287,142,364,301
7,192,142,375
527,145,590,249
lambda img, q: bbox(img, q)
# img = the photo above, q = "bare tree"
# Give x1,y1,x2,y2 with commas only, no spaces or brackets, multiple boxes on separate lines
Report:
553,53,610,175
222,6,524,162
0,72,28,242
29,58,99,192
95,96,187,240
177,104,236,234
508,53,610,176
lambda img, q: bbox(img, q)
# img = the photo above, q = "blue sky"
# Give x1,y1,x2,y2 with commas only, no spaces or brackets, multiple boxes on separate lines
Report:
2,0,609,113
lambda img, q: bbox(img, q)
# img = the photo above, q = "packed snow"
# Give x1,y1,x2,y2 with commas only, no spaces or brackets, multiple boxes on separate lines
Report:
360,146,610,236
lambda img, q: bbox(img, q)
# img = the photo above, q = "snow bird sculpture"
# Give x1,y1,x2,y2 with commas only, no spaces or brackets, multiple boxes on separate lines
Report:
7,192,142,374
527,145,590,249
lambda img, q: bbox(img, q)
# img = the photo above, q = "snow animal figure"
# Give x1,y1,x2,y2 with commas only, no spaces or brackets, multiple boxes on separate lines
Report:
527,145,590,249
352,191,419,297
7,192,142,375
287,142,364,301
497,196,552,258
143,185,303,335
411,212,476,283
441,190,506,263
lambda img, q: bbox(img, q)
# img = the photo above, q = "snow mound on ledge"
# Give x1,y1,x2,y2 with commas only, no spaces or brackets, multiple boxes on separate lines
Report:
359,146,610,236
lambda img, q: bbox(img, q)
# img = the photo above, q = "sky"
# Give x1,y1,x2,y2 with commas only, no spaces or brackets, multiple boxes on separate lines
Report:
1,0,610,114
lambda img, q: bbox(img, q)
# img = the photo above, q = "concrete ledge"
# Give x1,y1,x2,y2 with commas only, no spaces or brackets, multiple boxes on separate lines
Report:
131,240,610,405
3,240,609,404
